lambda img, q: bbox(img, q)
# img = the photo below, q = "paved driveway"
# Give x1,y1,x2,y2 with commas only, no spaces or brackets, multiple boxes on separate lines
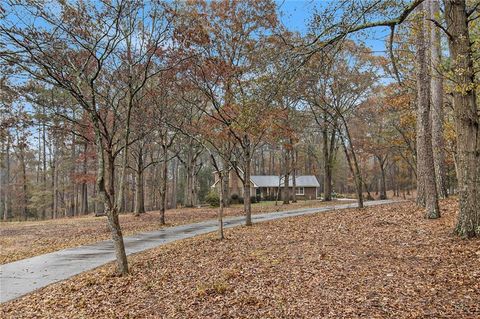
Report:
0,199,398,303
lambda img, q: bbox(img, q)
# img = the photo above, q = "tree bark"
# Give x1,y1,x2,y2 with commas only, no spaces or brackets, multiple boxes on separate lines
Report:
42,114,48,218
416,3,440,218
380,163,387,200
18,139,28,220
159,145,168,225
217,172,225,240
0,142,3,220
80,142,88,214
444,0,479,237
184,141,195,207
292,148,297,203
222,157,230,207
323,119,336,201
92,115,129,274
105,151,129,274
323,130,333,201
52,139,58,219
260,147,266,175
3,136,11,221
429,0,448,198
243,139,252,226
134,150,145,216
339,120,364,208
69,132,76,217
106,208,129,274
377,156,388,200
171,157,177,209
283,146,290,204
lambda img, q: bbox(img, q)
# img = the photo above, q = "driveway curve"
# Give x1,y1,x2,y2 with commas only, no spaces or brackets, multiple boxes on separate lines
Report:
0,199,399,303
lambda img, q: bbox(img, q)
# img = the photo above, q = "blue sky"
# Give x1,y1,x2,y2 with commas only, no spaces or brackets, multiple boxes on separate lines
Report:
276,0,390,56
277,0,316,34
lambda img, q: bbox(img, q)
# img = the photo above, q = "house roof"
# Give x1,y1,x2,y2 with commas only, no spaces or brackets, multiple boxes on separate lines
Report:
250,175,320,188
211,166,320,188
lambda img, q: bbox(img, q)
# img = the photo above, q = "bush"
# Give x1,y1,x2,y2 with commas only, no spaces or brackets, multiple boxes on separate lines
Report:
205,190,220,207
264,195,276,201
230,193,240,204
237,196,257,204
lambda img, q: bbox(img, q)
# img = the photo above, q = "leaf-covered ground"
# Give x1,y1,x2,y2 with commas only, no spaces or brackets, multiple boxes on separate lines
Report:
0,199,353,264
2,199,478,318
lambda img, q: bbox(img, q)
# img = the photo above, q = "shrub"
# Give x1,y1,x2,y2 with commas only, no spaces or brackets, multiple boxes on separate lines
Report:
237,196,257,204
205,190,220,207
230,193,240,204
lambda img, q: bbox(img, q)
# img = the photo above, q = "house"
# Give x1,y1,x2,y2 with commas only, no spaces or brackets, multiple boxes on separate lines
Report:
212,167,320,201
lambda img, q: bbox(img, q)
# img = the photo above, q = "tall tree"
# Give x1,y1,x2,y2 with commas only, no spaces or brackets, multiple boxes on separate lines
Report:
443,0,479,237
415,3,440,218
1,0,177,273
429,0,448,198
308,0,478,236
177,0,279,226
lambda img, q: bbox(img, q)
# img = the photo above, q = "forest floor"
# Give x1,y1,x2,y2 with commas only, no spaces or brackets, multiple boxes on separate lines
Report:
2,198,479,318
0,199,354,264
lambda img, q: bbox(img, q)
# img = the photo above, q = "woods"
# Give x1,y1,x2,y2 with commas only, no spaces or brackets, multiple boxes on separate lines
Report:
1,0,479,280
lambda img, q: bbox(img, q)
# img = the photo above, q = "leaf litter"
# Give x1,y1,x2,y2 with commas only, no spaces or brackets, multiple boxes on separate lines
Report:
1,199,479,318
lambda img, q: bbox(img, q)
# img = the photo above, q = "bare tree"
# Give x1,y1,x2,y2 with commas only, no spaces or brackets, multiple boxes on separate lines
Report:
0,0,176,273
429,0,448,198
415,3,440,218
443,0,479,237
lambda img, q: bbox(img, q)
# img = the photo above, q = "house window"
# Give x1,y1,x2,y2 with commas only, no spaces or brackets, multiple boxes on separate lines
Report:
296,187,304,195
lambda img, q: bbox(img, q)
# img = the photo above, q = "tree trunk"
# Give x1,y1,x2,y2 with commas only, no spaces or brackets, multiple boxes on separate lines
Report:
52,139,58,219
42,117,47,218
93,182,98,215
243,140,252,226
323,119,336,201
80,143,88,214
184,143,195,207
339,125,363,208
269,148,275,175
283,146,290,204
292,148,297,203
116,103,133,213
69,132,76,217
18,141,28,220
3,136,11,221
106,208,129,274
218,172,225,240
222,157,230,207
159,144,168,224
429,0,448,198
134,152,145,216
416,3,440,218
105,150,128,274
0,143,3,220
91,114,129,274
171,157,177,209
378,156,387,200
260,147,266,175
444,0,479,237
322,118,332,201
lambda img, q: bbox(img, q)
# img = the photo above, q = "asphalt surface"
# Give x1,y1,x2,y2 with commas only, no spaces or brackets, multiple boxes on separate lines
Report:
0,199,399,303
